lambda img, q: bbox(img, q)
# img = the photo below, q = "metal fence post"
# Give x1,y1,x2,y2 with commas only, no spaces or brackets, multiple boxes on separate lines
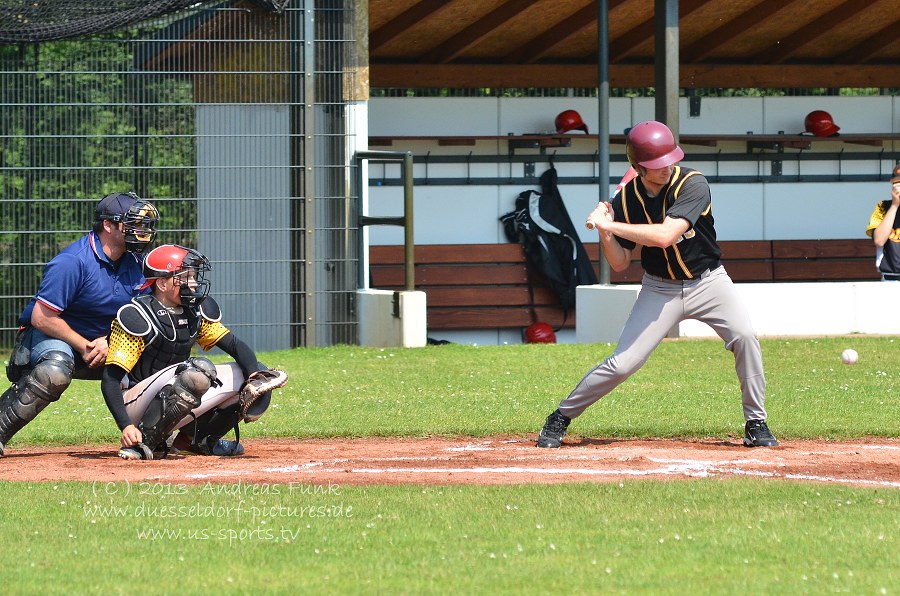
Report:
355,150,415,291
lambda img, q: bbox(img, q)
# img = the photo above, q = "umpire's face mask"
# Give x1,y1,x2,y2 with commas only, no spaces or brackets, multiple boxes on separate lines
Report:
121,200,160,254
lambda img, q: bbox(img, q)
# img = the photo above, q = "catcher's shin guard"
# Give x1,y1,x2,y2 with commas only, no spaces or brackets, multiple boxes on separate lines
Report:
0,350,74,452
136,358,217,457
181,404,241,455
197,404,240,441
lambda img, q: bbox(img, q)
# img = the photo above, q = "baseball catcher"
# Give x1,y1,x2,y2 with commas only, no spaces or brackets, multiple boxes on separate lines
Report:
100,244,288,460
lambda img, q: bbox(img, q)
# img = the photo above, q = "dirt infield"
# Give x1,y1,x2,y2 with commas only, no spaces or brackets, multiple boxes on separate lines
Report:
1,436,898,489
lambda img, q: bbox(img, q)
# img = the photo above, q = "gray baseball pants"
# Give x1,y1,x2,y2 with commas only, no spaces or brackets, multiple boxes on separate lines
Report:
558,266,767,422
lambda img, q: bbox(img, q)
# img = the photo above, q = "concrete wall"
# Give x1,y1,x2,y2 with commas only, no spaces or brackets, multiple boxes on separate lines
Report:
197,104,292,352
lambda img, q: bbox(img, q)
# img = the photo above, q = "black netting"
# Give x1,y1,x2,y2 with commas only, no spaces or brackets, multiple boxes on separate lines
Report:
0,0,289,44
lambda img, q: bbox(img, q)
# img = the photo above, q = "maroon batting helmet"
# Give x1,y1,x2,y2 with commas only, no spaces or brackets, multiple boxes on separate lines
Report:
804,110,840,137
625,121,684,169
524,322,557,344
555,110,589,134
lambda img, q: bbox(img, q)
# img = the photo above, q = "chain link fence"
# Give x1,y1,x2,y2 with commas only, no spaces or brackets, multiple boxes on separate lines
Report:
0,0,364,350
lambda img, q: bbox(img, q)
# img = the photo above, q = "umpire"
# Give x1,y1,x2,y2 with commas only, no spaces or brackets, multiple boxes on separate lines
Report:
537,120,777,449
0,193,158,457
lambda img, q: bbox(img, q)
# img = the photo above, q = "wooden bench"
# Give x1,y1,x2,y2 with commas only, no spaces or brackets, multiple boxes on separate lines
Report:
368,239,880,331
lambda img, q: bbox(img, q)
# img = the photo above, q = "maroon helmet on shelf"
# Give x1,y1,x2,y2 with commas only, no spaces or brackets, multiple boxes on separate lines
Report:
554,110,589,134
524,322,557,344
804,110,840,137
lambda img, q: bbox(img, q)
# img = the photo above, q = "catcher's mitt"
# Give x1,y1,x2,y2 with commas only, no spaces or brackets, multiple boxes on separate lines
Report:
239,368,288,423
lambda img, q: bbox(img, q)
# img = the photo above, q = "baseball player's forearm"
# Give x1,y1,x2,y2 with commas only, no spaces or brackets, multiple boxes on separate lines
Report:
100,365,131,430
31,302,110,367
873,206,897,246
31,302,89,354
600,233,632,271
214,332,262,378
602,217,689,249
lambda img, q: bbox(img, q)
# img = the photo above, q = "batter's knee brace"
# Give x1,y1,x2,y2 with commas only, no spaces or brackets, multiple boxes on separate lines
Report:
604,351,646,380
0,350,74,446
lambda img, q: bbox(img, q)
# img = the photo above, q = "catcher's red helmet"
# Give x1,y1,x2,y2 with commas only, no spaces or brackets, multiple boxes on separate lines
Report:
142,244,211,307
804,110,840,137
626,121,684,169
524,322,557,344
555,110,589,134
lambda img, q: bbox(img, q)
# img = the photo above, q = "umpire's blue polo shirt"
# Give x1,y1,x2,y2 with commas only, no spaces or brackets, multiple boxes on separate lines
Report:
19,232,147,340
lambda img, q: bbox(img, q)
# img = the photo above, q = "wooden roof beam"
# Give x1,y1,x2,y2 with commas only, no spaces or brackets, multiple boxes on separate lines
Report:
503,2,599,65
753,0,877,64
370,0,454,53
837,16,900,63
421,0,541,64
607,0,712,63
370,63,900,89
681,0,804,63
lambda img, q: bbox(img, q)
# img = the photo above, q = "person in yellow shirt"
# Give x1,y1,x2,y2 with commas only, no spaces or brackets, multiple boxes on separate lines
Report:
865,163,900,281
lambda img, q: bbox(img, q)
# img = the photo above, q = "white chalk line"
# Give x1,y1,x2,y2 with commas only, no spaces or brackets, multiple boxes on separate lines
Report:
856,444,900,451
298,465,900,489
244,459,900,489
180,441,900,488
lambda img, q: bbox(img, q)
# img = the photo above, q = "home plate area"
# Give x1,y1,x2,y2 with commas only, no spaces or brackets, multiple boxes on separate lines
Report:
2,436,899,489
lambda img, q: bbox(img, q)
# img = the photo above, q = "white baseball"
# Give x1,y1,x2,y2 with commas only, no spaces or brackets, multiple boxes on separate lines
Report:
841,348,858,365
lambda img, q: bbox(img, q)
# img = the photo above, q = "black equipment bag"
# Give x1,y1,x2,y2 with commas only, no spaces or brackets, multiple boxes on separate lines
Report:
500,166,598,319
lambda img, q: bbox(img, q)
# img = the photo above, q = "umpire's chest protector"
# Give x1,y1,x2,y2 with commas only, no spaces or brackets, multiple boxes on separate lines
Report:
120,295,201,382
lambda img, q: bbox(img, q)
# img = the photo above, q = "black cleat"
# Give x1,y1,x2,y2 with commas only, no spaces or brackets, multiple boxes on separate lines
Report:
743,419,778,447
118,443,155,461
536,409,571,448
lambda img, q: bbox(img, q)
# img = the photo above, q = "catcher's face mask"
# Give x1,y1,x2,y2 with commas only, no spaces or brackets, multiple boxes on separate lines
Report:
173,249,211,308
143,244,211,307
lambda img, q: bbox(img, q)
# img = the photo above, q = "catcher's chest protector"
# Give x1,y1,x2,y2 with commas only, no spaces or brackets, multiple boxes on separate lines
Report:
130,295,200,382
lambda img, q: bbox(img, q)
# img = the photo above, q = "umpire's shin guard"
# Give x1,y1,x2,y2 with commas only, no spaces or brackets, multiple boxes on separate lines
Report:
0,351,74,453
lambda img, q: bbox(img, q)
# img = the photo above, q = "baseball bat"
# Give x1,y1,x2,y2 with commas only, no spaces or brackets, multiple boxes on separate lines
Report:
586,166,637,230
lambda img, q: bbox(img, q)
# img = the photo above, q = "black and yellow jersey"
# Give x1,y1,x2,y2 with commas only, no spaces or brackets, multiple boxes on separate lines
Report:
610,166,721,280
865,200,900,276
107,295,230,381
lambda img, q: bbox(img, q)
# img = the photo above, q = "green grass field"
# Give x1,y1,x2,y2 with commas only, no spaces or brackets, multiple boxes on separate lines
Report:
1,336,898,594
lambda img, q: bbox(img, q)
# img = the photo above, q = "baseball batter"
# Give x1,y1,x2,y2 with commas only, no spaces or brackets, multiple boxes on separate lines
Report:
537,120,777,449
100,244,287,460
